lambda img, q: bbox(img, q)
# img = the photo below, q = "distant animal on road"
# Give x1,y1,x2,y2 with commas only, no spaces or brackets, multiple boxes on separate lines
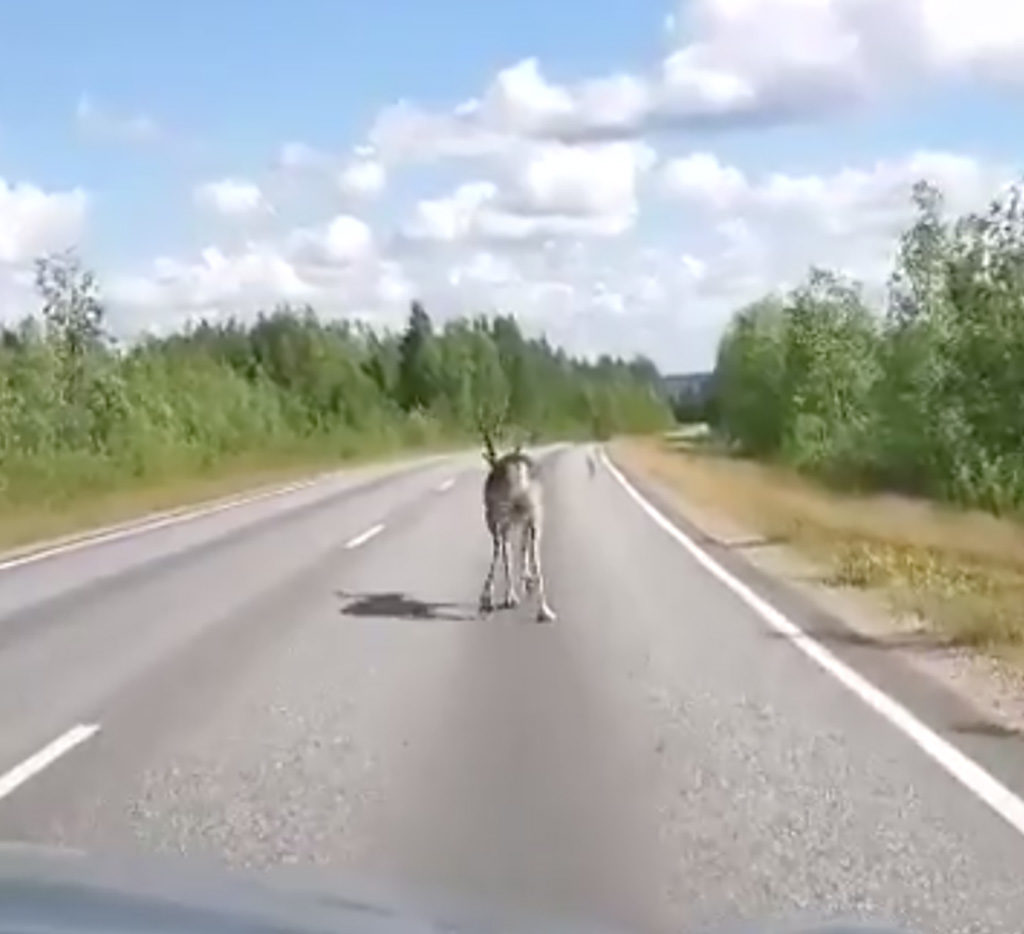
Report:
477,416,556,623
586,451,596,478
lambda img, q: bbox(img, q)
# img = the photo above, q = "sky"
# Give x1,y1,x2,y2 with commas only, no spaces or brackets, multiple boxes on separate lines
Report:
2,0,1024,373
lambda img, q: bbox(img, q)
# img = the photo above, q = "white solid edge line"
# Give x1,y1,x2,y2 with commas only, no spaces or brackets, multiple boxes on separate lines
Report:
599,450,1024,839
345,523,385,550
0,475,327,573
0,724,101,802
0,453,451,574
436,478,456,493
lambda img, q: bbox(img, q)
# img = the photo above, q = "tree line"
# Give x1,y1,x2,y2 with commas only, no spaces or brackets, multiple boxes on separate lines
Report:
0,253,672,508
714,179,1024,514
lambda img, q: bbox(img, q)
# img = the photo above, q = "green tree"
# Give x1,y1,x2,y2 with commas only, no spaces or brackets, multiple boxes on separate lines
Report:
397,300,441,411
715,296,788,455
35,249,108,357
712,176,1024,513
0,257,674,513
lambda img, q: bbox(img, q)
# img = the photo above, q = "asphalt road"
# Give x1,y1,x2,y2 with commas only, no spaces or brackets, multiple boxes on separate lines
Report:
1,445,1024,934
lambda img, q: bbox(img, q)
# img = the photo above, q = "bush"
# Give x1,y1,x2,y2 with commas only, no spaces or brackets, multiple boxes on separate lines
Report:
713,178,1024,514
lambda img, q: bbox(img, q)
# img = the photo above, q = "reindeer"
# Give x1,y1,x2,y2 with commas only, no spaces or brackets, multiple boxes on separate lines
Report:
477,412,556,623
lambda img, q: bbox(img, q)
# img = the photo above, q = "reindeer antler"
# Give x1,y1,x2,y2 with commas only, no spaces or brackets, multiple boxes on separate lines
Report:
476,396,511,467
511,424,525,455
477,411,498,466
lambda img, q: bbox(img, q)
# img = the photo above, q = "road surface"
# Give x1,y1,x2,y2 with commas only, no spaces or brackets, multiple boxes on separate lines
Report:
1,445,1023,933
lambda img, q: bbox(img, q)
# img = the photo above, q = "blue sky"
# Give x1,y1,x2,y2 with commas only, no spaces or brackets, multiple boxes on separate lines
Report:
2,0,1023,370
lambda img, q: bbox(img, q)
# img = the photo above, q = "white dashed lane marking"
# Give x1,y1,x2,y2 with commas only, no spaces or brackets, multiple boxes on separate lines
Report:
0,724,101,803
345,524,385,549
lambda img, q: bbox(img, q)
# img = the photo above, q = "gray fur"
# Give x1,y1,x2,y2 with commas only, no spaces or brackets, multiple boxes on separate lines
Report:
478,449,556,622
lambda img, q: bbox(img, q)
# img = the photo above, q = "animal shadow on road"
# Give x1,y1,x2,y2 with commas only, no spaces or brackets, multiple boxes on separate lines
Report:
765,624,945,654
951,718,1021,739
335,590,475,622
723,533,788,551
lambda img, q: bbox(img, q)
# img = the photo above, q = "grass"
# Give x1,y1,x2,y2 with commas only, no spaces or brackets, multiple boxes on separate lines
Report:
0,440,463,556
612,431,1024,653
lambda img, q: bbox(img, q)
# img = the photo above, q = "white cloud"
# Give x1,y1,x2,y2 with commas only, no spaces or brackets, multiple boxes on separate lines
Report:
107,215,402,335
194,178,270,218
919,0,1024,79
403,182,499,243
472,60,654,140
664,148,1000,233
654,0,1024,122
110,245,311,315
0,178,88,265
370,61,654,160
402,176,637,245
576,73,653,134
365,0,1024,156
482,209,635,241
656,147,1010,324
662,152,747,209
76,94,163,144
285,213,375,267
509,141,654,217
374,260,414,308
415,148,1009,370
100,144,1015,372
338,157,386,197
476,59,576,136
656,0,877,123
448,251,518,287
321,214,374,262
401,141,654,246
0,177,89,328
275,142,386,202
276,141,331,172
680,254,708,284
369,101,507,164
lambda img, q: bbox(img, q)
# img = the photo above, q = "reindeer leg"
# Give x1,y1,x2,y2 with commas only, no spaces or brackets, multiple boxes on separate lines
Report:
521,524,537,595
500,529,519,609
529,520,555,622
479,532,499,614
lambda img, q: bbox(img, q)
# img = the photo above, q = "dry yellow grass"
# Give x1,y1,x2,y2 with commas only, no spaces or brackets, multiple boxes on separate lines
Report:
613,435,1024,653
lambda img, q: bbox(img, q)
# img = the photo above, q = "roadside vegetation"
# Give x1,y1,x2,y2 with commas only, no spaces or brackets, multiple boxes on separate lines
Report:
627,179,1024,652
616,434,1024,656
715,179,1024,514
0,251,672,550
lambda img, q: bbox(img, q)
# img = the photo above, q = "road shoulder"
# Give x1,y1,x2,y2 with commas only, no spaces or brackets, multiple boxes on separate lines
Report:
606,438,1024,808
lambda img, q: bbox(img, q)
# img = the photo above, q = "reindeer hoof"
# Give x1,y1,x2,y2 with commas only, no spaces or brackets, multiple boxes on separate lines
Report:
478,596,495,616
501,593,520,609
537,604,556,623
